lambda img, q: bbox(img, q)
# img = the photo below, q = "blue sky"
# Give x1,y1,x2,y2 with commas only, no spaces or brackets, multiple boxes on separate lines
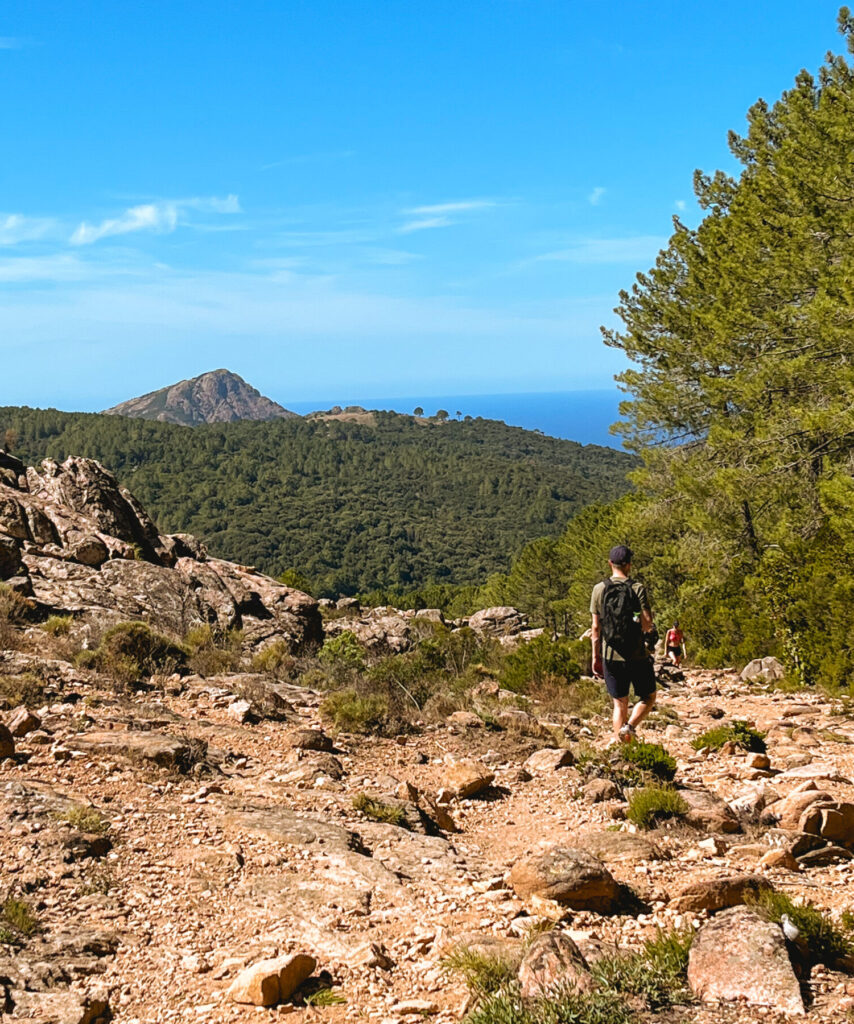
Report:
0,0,845,410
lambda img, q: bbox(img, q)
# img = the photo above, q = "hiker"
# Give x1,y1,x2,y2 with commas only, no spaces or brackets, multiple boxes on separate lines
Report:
665,621,685,667
590,544,657,743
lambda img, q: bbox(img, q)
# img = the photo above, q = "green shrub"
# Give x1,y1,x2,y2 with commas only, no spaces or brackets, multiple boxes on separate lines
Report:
442,944,518,1000
591,928,693,1009
692,720,766,753
352,793,408,828
500,635,581,693
0,672,46,709
92,621,187,685
748,889,853,966
626,786,688,829
464,985,633,1024
251,640,296,680
42,614,73,636
184,624,243,676
320,689,387,734
620,741,677,781
304,988,346,1006
59,805,109,835
319,631,366,678
577,741,677,788
2,898,38,938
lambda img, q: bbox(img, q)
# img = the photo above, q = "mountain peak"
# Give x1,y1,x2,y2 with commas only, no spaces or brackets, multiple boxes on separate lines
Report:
104,369,298,426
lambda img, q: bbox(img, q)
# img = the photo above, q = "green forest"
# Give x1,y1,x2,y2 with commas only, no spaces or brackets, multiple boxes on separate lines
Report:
468,10,854,692
0,407,632,595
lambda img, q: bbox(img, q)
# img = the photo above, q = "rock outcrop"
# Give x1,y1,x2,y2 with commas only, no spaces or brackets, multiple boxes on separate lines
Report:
0,451,321,652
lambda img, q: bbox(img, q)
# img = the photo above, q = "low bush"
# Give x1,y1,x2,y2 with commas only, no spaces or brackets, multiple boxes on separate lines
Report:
59,805,109,835
184,624,244,677
42,614,73,636
500,634,581,693
352,793,409,828
527,674,609,720
620,741,677,782
0,584,32,648
464,986,633,1024
2,897,39,939
319,631,366,681
89,621,188,686
320,689,388,734
626,786,688,829
442,944,518,1000
577,741,677,788
748,889,853,966
0,672,46,709
692,720,766,753
251,640,297,681
591,927,693,1008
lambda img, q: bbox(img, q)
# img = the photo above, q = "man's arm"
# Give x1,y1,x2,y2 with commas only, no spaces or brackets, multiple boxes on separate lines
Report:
591,612,603,676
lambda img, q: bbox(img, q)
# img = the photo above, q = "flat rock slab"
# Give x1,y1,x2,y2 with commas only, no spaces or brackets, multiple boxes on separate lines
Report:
776,762,852,784
678,787,741,833
576,829,664,865
687,905,804,1015
220,804,359,849
524,748,574,773
65,730,197,769
509,846,622,912
671,874,772,913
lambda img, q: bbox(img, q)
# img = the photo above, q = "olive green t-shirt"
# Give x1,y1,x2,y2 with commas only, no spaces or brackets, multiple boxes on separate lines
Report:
590,576,651,663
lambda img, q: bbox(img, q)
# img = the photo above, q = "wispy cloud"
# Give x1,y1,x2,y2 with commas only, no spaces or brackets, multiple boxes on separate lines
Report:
531,235,667,265
406,200,496,216
397,198,497,234
398,216,452,233
0,37,25,50
674,199,686,212
70,194,240,245
0,213,57,245
588,186,606,206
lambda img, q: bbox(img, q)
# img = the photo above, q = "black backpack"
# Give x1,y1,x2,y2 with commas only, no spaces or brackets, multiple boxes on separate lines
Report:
600,579,643,659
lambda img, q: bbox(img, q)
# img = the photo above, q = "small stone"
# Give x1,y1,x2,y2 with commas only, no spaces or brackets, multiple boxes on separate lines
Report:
524,748,574,773
745,752,770,770
582,778,620,803
7,706,41,737
439,761,494,799
228,953,316,1006
759,848,799,871
0,722,15,759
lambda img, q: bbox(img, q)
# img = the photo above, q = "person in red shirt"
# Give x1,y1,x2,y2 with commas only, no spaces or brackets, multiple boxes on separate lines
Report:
665,622,684,667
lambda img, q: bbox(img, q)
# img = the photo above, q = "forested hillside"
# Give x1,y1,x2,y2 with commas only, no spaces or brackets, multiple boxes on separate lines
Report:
480,10,854,691
0,407,633,595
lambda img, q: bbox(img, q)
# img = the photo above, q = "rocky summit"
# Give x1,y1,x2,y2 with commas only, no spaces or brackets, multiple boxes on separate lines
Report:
1,452,854,1023
103,369,298,425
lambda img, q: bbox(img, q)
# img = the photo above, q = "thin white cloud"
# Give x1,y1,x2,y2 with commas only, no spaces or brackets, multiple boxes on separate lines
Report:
674,199,686,211
532,236,667,265
406,200,496,216
398,216,452,234
70,195,240,246
588,187,606,206
0,214,57,245
0,37,24,49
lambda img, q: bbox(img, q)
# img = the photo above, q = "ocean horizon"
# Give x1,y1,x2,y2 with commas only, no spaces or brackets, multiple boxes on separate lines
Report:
285,389,625,448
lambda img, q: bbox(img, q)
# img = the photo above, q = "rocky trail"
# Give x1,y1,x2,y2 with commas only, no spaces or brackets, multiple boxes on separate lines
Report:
1,452,854,1023
2,658,854,1023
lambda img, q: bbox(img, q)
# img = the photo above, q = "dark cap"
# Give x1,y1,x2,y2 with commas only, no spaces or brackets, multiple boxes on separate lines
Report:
609,544,633,565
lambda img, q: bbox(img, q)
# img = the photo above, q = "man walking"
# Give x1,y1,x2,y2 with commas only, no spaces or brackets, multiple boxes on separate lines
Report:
590,545,656,743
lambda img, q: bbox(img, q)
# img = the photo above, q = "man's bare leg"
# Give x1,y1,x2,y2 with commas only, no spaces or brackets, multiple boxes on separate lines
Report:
612,697,629,742
628,693,657,731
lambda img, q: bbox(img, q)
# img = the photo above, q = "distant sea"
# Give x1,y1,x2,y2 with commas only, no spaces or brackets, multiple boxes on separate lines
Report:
285,389,624,448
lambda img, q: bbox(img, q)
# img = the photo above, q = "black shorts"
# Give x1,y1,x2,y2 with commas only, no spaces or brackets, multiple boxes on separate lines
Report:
667,645,683,657
603,658,657,700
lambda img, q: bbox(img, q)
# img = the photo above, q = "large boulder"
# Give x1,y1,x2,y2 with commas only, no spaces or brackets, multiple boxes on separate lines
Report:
468,606,527,637
670,874,772,913
740,657,785,683
0,534,21,579
227,953,316,1006
678,787,741,834
509,846,623,912
518,930,593,998
687,906,804,1015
